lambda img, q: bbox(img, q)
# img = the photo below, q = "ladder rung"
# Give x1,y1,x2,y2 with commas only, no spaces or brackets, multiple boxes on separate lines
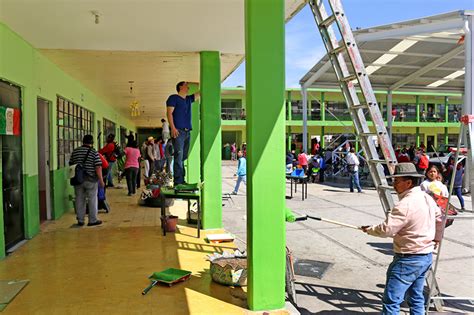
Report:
319,14,337,27
360,132,377,137
329,45,346,55
369,159,387,164
350,103,368,110
377,184,394,191
340,74,357,82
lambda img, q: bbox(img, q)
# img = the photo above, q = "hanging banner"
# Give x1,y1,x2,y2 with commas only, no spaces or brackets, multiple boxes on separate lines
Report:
0,106,21,135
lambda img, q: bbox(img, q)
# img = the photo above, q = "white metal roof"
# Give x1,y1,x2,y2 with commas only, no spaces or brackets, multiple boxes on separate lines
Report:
300,10,473,93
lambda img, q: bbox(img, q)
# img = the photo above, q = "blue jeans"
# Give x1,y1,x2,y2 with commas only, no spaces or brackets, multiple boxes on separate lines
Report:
349,171,362,192
106,161,115,186
454,187,465,209
382,253,432,315
172,129,190,185
233,175,246,193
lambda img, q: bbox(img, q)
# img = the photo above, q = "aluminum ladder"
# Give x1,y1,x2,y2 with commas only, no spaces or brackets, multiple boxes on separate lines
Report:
308,0,397,215
425,115,474,312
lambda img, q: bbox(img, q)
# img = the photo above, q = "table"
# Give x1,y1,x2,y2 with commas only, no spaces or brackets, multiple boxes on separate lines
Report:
286,175,308,200
160,187,201,238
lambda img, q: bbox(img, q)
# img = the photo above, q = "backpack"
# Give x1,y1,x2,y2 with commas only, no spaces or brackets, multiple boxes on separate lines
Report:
70,148,92,186
113,142,124,159
418,155,429,169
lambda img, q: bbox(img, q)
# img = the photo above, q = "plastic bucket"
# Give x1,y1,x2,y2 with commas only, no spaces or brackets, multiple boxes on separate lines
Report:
165,215,179,232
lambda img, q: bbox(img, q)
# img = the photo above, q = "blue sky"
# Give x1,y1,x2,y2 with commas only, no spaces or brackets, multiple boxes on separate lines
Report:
223,0,474,88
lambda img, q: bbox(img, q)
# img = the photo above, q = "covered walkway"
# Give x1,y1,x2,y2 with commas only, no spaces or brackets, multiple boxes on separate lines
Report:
0,187,250,314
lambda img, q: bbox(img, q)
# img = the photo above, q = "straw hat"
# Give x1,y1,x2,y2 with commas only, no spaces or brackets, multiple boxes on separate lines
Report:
147,136,154,142
387,163,424,178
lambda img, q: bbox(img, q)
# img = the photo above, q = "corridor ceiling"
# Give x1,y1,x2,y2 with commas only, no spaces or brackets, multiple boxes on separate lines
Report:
0,0,305,126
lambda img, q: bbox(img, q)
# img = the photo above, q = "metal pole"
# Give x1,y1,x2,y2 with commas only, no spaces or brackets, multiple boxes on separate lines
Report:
302,86,308,153
463,13,473,192
387,90,393,141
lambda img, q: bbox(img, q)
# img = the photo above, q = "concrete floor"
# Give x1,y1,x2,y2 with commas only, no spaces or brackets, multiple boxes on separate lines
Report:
1,163,472,314
221,161,474,314
0,187,256,314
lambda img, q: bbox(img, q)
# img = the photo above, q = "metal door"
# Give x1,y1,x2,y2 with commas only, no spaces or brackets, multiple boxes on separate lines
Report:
0,80,24,250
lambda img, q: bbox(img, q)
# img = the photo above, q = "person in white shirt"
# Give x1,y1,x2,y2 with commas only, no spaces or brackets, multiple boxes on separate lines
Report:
420,164,448,197
346,147,362,193
161,118,170,142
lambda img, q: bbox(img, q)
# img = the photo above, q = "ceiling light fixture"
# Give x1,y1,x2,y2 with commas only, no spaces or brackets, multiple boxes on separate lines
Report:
91,11,100,24
128,81,141,117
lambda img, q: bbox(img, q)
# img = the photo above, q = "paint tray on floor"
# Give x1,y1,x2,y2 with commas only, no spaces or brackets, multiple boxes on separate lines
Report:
149,268,192,285
206,233,235,243
0,280,29,311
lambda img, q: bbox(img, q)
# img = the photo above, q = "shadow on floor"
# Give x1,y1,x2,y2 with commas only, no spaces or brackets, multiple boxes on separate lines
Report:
366,242,393,256
295,282,383,314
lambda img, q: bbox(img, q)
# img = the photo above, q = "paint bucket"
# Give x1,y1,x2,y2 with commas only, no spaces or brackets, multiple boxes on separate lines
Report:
165,215,178,232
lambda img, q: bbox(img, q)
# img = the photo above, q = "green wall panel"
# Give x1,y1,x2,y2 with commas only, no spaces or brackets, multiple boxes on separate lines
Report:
23,175,40,239
0,21,136,252
0,171,4,259
52,168,74,220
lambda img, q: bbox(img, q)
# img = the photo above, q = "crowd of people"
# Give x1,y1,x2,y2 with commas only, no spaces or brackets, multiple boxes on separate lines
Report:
68,81,200,226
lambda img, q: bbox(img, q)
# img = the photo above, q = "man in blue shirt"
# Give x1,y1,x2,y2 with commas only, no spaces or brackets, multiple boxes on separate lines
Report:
232,150,247,195
166,81,200,185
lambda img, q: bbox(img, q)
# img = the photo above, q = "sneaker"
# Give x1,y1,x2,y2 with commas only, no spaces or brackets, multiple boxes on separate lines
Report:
77,221,85,227
87,220,103,227
231,191,237,195
127,193,132,196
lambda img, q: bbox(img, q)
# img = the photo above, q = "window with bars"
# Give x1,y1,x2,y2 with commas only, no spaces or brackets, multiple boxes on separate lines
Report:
57,96,94,168
103,118,116,145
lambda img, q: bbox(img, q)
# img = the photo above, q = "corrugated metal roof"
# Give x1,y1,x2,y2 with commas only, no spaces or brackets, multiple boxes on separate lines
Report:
300,10,472,93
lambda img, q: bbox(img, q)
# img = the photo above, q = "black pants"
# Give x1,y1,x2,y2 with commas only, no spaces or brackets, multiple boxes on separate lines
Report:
136,165,141,188
125,167,139,194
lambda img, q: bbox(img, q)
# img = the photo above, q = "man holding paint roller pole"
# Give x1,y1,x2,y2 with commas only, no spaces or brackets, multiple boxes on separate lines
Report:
361,163,444,314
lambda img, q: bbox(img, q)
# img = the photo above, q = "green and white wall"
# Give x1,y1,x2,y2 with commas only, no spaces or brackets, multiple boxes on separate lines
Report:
0,22,136,258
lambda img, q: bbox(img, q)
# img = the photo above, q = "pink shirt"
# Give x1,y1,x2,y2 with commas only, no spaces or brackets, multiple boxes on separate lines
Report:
124,147,141,169
298,153,308,166
367,186,443,254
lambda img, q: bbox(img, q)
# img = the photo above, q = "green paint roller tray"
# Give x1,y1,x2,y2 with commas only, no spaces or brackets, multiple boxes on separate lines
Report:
174,183,200,193
142,268,192,295
150,268,192,284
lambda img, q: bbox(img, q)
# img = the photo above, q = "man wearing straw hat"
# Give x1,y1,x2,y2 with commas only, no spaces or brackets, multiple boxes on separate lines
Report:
361,163,443,314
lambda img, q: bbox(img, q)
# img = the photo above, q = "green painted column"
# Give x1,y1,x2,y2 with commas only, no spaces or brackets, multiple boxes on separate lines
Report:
287,91,292,121
444,127,449,145
186,83,201,184
0,169,4,258
321,92,326,121
245,0,285,310
199,51,222,229
287,126,292,150
416,127,420,147
321,126,325,148
416,95,420,122
444,96,449,123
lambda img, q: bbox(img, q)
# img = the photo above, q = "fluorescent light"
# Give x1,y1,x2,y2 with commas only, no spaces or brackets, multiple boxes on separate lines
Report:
365,66,381,75
427,69,465,88
427,80,449,88
389,39,417,52
365,40,417,75
445,70,465,79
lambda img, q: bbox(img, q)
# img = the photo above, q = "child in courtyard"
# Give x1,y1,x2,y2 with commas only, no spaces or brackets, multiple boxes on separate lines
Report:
232,150,246,195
